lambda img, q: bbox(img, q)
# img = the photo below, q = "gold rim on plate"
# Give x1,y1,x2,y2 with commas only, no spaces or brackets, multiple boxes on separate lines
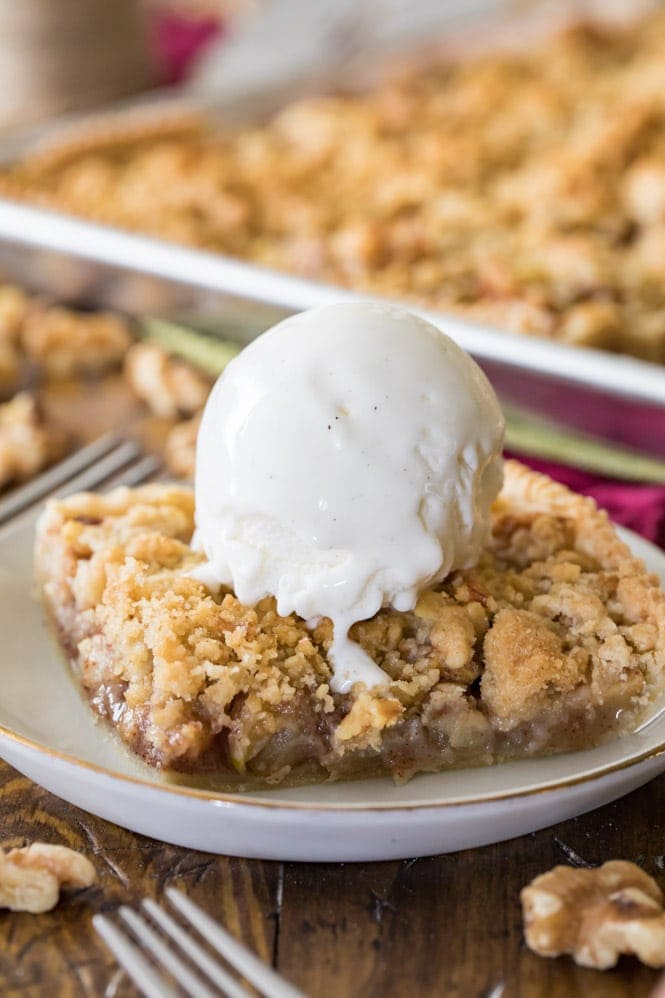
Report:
0,718,663,813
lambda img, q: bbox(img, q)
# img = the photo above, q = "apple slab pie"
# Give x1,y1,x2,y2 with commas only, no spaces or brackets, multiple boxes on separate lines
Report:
34,462,665,788
7,11,665,362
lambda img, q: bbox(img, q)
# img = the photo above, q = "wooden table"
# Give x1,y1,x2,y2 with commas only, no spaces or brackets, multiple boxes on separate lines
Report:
0,759,663,997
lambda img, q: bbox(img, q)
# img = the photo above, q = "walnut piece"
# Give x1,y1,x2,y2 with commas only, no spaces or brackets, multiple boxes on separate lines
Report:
125,342,210,419
521,861,665,969
0,843,96,913
0,392,69,490
0,337,19,393
164,412,200,479
0,284,29,342
481,608,587,728
0,285,29,391
21,305,132,379
14,10,665,362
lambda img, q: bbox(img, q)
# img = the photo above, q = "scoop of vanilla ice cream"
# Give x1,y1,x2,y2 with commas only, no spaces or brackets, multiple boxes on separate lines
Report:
193,302,504,692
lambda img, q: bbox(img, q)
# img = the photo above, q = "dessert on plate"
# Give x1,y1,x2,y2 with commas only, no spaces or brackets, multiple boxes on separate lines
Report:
36,304,665,788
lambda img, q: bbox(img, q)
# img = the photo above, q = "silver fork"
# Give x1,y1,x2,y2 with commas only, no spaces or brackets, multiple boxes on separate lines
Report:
94,887,304,998
0,432,160,528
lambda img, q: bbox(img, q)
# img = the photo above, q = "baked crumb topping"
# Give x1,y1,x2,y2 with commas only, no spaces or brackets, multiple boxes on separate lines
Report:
8,12,665,360
521,861,665,969
0,282,132,388
35,462,665,786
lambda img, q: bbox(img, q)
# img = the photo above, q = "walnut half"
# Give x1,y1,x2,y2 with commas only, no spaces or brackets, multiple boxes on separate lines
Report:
124,342,210,419
0,843,96,914
521,861,665,970
0,392,69,490
164,412,200,479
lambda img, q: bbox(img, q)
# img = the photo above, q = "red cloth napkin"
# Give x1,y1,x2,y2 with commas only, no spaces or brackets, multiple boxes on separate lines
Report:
149,13,223,84
509,455,665,551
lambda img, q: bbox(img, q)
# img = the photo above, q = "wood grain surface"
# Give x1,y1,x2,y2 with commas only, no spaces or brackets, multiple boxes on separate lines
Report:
0,758,664,997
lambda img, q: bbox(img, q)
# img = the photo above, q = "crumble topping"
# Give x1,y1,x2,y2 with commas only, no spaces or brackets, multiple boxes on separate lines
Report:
35,462,665,785
0,279,210,492
0,337,19,394
8,12,665,360
0,843,95,914
0,284,137,490
521,861,665,969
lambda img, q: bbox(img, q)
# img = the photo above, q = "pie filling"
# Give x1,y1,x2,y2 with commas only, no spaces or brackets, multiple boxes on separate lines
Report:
35,462,665,789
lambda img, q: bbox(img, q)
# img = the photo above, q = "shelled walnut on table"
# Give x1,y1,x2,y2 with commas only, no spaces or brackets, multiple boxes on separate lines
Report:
0,282,212,492
522,861,665,970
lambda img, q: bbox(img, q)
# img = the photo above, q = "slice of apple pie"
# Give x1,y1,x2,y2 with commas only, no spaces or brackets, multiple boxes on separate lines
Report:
35,461,665,788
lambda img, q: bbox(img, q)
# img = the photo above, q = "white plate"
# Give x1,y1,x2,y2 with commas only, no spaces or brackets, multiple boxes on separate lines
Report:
1,509,665,862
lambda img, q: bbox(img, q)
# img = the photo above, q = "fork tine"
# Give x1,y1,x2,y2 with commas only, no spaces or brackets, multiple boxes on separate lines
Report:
120,906,219,998
166,888,306,998
142,899,250,998
103,454,162,491
93,914,180,998
0,445,160,541
0,432,124,525
54,439,143,498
